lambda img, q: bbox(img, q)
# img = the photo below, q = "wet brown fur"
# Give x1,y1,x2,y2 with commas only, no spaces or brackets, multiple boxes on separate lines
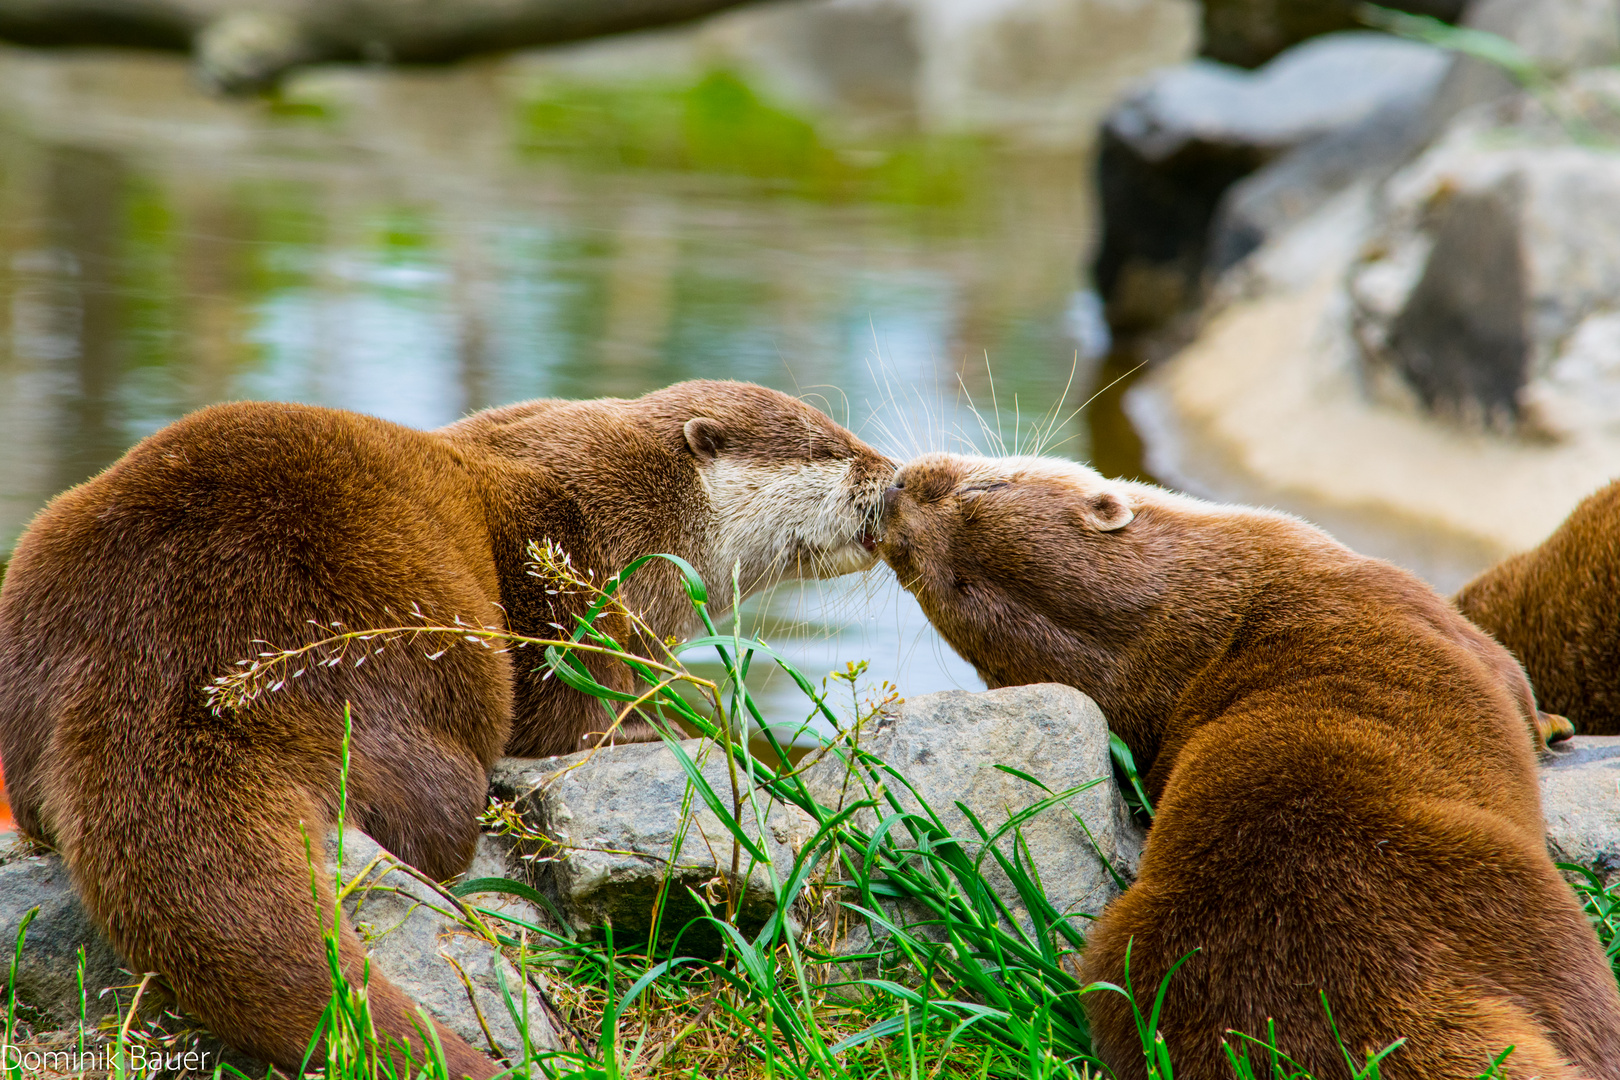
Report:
0,381,892,1077
1456,478,1620,736
879,452,1620,1080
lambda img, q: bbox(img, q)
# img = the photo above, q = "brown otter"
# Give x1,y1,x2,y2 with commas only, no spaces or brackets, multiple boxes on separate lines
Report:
878,452,1620,1079
0,380,893,1078
1456,478,1620,737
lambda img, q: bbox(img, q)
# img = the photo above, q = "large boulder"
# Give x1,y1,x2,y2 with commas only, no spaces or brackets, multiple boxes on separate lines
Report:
1129,67,1620,570
1416,0,1620,152
1349,73,1620,437
1208,78,1438,272
491,684,1144,956
1093,32,1450,329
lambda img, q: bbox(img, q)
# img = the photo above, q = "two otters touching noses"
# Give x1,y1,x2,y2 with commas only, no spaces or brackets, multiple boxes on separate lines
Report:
0,380,1617,1079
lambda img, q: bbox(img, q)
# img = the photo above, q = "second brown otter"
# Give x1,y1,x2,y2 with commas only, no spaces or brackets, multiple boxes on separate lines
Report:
877,452,1620,1079
1455,477,1620,737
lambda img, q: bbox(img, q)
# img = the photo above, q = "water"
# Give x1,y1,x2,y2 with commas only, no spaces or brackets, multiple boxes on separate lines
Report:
0,45,1162,726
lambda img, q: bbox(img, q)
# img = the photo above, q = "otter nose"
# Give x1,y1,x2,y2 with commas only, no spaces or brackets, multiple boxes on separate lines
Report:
883,484,903,513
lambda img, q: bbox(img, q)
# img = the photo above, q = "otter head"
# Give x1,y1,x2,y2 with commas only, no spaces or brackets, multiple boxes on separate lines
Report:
877,452,1201,744
879,453,1137,642
643,381,895,598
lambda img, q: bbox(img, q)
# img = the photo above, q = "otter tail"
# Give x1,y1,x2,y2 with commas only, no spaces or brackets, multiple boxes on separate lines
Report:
52,693,496,1079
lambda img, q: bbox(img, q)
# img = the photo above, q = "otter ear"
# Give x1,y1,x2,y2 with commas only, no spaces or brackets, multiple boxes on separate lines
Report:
1077,490,1134,532
683,417,727,461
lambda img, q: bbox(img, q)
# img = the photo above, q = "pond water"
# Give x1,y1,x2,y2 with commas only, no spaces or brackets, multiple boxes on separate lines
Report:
0,40,1179,731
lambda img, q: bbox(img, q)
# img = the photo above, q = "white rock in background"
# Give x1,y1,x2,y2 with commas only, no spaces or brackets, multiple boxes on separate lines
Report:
1093,31,1450,326
1131,72,1620,567
1461,0,1620,76
1109,33,1450,157
1423,0,1620,126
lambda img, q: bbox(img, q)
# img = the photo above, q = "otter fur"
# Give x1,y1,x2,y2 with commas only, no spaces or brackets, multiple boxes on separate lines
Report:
1456,478,1620,737
878,452,1620,1079
0,380,893,1077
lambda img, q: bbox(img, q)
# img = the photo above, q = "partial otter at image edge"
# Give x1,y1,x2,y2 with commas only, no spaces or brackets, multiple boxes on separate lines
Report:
876,452,1620,1079
0,380,894,1077
1456,477,1620,737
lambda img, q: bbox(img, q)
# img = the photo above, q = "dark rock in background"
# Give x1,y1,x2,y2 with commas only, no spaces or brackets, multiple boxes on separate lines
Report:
1200,0,1467,69
1349,71,1620,438
1386,185,1528,428
1092,32,1449,331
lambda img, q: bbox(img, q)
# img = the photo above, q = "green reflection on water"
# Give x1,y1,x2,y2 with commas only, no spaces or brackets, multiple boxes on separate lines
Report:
0,57,1113,559
518,69,985,206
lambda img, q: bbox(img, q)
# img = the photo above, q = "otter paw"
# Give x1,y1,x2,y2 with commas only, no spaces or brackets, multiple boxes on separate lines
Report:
1537,710,1576,747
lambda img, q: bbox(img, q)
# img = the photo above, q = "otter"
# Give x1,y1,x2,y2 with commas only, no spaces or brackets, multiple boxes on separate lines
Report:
1456,478,1620,737
878,453,1620,1079
0,381,894,1078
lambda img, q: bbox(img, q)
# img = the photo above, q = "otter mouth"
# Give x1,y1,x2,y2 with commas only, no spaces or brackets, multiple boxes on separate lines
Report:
859,528,879,553
797,536,880,579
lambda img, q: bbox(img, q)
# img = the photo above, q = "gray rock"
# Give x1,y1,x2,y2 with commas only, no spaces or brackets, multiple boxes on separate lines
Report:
1540,736,1620,880
1199,0,1465,70
1094,32,1450,329
805,684,1145,937
1349,75,1620,436
0,830,557,1063
489,742,809,954
1384,183,1529,428
0,847,125,1023
330,830,561,1062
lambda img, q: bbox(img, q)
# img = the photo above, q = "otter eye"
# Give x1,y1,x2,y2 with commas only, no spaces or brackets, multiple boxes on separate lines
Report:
958,481,1010,497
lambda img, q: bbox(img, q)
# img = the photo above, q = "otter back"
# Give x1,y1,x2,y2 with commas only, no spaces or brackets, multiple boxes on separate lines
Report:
0,381,893,1075
878,452,1620,1080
